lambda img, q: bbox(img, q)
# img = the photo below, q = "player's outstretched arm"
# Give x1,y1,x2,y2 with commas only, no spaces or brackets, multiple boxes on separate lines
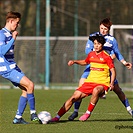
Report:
121,60,132,69
112,39,132,69
68,60,87,66
0,33,15,55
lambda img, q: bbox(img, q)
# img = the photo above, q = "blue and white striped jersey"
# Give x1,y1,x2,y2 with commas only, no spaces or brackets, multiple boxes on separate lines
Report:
85,32,124,61
0,28,16,74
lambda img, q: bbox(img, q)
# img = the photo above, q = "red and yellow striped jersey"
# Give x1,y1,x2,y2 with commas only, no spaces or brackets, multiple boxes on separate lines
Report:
85,50,115,87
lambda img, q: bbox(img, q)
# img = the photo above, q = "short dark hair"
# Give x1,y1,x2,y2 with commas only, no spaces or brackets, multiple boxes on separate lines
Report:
6,11,21,21
100,18,112,30
89,34,106,45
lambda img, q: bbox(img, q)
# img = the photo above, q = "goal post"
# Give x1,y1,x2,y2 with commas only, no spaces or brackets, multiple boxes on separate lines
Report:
110,25,133,85
110,25,133,36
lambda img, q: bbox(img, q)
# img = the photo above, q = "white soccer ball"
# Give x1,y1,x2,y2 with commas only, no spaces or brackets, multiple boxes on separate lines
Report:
38,111,52,124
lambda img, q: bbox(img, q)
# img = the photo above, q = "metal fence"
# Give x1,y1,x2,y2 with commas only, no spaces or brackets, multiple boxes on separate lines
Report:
0,33,133,88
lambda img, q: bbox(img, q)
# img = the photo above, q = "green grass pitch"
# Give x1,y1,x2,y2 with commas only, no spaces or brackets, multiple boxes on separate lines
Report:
0,89,133,133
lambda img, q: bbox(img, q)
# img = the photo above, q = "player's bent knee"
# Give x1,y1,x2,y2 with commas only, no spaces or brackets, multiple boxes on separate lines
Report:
93,88,100,95
93,87,104,96
69,95,80,103
22,80,34,93
27,81,34,91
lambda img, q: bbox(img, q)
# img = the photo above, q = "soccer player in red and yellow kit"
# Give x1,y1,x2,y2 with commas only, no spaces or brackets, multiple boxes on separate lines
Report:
50,34,116,122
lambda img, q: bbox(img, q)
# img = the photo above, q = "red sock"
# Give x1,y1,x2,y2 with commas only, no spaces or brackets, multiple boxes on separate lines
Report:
87,102,95,113
58,105,67,117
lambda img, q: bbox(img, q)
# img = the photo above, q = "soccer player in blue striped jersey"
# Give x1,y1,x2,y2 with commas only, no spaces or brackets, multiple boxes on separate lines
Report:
68,18,133,121
0,11,39,124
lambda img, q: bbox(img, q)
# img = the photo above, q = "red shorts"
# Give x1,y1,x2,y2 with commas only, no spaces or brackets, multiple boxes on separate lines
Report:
77,82,109,96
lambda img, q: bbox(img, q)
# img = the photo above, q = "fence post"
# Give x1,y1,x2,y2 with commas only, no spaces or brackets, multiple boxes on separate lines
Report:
45,0,50,89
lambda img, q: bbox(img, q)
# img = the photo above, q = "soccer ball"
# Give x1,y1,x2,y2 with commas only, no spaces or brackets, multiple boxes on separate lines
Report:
38,111,52,124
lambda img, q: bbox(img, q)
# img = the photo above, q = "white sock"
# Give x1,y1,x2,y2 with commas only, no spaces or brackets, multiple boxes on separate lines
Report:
127,106,132,111
15,115,22,119
30,110,36,114
86,110,91,114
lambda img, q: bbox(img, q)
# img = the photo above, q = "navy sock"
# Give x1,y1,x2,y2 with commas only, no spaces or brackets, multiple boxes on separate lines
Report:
74,101,82,110
27,93,35,111
122,98,130,107
16,96,27,116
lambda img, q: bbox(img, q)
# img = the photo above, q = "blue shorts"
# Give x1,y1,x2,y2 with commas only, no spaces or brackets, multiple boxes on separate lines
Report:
1,66,25,87
114,79,118,84
81,65,90,78
81,65,118,85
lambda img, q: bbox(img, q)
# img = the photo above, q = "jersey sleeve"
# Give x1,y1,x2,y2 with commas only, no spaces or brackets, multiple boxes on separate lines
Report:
0,32,15,55
106,55,115,69
110,50,114,56
85,53,91,64
85,39,94,55
112,37,124,61
0,32,6,45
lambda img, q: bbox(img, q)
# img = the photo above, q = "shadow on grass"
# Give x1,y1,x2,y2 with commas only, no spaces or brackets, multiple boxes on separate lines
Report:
47,118,133,124
48,120,69,124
